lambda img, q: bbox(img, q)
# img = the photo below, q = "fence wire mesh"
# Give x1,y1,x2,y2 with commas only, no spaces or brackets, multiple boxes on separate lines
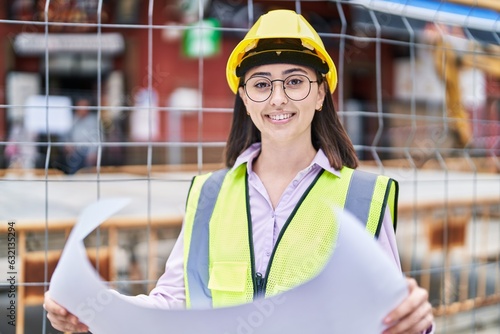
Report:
0,1,499,333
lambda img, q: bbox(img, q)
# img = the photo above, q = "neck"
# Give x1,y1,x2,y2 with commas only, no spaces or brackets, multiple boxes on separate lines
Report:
255,139,317,175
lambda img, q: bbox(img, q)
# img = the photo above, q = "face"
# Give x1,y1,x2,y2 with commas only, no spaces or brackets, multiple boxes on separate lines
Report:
238,63,325,146
75,99,90,118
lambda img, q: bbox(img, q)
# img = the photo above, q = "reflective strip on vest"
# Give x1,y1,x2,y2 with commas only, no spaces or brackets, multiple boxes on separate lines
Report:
345,169,376,229
345,169,398,237
184,166,398,308
184,169,228,308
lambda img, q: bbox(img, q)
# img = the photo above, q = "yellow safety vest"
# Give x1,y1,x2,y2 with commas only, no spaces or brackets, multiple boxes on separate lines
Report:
183,164,398,308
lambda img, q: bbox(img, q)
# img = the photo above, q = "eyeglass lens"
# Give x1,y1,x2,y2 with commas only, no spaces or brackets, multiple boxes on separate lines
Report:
244,74,315,102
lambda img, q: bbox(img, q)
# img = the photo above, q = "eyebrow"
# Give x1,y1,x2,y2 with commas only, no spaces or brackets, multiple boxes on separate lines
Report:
283,67,308,75
249,67,309,78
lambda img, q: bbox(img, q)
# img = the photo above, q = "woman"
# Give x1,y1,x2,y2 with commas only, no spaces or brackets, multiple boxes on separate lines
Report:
45,9,433,334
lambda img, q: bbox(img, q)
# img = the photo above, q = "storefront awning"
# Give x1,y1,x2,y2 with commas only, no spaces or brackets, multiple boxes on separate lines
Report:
13,33,125,56
349,0,500,44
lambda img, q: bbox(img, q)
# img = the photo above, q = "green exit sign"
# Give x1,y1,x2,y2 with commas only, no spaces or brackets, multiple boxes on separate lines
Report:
183,18,221,58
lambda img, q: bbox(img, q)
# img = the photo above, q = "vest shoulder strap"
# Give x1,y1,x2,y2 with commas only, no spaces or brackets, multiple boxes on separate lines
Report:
343,168,398,236
185,168,229,308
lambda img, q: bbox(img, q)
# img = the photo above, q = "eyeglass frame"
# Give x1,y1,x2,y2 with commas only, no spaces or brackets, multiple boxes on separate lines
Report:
241,74,319,103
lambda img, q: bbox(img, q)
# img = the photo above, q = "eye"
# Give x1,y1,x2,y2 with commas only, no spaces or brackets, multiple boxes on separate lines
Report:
285,76,305,88
254,80,271,89
247,77,271,90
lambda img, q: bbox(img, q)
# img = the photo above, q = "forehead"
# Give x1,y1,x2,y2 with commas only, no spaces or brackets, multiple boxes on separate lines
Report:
244,63,315,78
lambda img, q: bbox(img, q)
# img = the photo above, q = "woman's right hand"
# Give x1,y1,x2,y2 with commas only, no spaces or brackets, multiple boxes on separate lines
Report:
44,291,89,333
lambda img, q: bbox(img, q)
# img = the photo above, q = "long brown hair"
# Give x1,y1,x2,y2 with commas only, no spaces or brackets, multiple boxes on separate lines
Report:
224,72,359,170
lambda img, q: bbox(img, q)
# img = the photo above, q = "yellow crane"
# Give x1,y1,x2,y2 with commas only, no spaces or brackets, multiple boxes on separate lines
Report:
447,0,500,12
430,28,500,147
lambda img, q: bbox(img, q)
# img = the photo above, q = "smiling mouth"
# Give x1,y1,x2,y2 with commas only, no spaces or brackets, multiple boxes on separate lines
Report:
267,113,294,121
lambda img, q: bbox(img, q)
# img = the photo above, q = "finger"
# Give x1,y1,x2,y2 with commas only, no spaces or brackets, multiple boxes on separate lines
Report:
384,278,428,324
43,291,67,316
383,300,433,334
46,311,89,333
44,292,89,332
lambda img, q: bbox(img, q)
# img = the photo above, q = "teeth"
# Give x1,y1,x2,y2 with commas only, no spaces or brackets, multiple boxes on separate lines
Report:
269,113,292,121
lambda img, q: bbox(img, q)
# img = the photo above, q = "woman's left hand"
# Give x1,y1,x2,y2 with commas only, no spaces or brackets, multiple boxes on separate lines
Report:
382,277,434,334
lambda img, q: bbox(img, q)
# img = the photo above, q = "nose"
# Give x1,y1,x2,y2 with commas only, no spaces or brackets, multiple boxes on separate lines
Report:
269,80,288,105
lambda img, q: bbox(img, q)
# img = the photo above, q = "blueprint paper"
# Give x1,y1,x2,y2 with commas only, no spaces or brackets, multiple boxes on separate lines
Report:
50,198,408,333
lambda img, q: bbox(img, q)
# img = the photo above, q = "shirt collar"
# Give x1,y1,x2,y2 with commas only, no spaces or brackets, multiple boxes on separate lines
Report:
232,142,341,178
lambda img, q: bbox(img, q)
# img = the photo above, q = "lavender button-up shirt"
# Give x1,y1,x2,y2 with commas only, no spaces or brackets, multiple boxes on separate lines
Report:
143,143,401,310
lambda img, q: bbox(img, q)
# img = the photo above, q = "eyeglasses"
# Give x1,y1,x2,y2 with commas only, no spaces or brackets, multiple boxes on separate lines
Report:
243,74,318,103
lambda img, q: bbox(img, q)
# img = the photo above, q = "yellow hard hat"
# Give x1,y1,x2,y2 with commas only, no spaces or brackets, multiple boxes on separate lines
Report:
226,9,337,94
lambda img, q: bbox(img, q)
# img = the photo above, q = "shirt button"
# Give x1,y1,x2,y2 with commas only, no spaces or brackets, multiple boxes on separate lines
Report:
266,251,271,257
292,180,298,187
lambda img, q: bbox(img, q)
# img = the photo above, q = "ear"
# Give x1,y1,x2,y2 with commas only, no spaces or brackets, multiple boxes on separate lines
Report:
315,81,326,111
238,86,249,107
